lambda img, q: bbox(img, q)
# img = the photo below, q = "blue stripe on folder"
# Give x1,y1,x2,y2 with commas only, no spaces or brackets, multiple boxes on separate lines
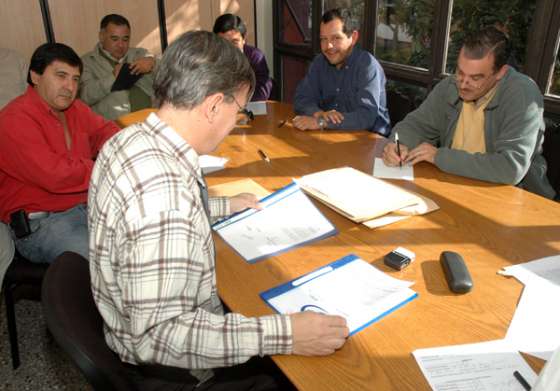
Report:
260,254,418,335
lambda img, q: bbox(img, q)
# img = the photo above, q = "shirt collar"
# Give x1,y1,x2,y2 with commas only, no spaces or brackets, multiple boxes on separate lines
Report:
144,112,204,181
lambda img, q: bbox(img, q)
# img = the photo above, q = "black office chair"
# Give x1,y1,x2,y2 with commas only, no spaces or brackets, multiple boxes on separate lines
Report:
41,251,137,391
2,249,49,369
543,120,560,201
386,90,416,127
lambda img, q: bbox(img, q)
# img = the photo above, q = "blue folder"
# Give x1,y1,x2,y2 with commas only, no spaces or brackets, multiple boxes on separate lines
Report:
260,254,418,335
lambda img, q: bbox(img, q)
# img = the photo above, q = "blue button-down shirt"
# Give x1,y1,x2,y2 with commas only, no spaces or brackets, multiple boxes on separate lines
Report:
293,47,391,135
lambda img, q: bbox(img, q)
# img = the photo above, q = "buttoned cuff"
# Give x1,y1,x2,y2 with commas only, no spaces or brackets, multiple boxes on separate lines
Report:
258,314,293,356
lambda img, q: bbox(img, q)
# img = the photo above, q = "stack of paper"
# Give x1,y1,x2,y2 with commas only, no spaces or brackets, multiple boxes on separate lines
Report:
261,254,417,335
297,166,437,227
212,183,337,263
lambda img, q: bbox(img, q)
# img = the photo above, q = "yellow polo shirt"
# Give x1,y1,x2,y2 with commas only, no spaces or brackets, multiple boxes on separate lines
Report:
452,85,498,153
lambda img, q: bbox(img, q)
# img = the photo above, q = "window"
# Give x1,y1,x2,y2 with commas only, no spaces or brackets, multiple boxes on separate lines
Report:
280,0,312,44
445,0,536,74
548,37,560,97
375,0,435,70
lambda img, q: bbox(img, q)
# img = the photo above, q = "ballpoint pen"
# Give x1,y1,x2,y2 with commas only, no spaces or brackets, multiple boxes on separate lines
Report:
395,132,402,169
258,149,271,163
278,120,286,128
513,370,532,391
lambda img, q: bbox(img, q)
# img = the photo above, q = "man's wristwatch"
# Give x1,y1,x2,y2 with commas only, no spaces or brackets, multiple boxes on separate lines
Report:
317,117,327,130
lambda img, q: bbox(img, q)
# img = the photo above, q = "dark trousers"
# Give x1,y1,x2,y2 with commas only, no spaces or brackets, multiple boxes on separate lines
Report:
124,356,296,391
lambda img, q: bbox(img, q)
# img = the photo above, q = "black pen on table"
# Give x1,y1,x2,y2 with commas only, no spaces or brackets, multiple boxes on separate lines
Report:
395,132,402,168
513,370,532,391
258,149,271,163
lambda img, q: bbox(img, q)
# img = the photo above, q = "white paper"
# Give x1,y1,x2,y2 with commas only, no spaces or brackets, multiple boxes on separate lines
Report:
213,184,335,262
199,155,228,174
499,254,560,287
298,167,420,221
413,339,538,391
246,101,267,115
504,283,560,360
266,256,416,334
373,157,414,180
534,344,560,391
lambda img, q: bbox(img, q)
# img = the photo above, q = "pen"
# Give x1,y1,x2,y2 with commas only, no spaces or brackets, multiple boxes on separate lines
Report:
395,132,402,169
278,120,286,128
513,370,532,391
258,149,271,163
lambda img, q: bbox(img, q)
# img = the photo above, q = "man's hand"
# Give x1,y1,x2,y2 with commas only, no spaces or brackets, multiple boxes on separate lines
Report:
382,141,409,166
113,63,124,77
292,115,320,131
314,110,344,125
405,142,437,165
230,193,261,214
129,57,155,75
291,312,349,356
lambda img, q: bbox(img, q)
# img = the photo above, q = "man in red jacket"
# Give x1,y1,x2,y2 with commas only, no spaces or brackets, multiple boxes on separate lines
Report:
0,43,119,264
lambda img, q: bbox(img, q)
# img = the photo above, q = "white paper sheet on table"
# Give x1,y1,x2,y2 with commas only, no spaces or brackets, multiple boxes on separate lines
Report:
212,183,336,263
413,339,538,391
199,155,228,174
504,282,560,360
246,101,267,115
498,254,560,287
373,157,414,180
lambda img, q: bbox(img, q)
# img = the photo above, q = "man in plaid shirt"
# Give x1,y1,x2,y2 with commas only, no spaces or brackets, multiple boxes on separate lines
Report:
88,31,348,390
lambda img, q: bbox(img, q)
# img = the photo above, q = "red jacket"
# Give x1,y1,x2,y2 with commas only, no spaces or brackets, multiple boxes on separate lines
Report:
0,86,119,222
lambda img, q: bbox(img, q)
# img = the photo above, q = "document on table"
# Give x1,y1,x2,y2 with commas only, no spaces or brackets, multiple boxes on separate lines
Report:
504,283,560,360
498,254,560,287
498,255,560,360
261,254,417,335
246,101,267,115
413,339,537,391
362,193,439,229
199,155,228,174
373,157,414,180
297,166,421,222
213,182,337,263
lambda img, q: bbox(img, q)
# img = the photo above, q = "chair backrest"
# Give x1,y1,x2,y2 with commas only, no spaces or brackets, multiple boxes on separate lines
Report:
41,252,137,391
386,89,416,127
543,120,560,198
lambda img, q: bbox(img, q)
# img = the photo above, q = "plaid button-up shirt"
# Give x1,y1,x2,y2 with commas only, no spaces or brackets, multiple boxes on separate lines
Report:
89,113,292,381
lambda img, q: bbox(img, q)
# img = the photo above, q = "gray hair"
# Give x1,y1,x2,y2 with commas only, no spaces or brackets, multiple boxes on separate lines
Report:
153,30,255,109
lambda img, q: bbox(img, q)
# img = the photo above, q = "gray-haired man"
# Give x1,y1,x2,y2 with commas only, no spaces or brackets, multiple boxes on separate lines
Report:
89,31,348,390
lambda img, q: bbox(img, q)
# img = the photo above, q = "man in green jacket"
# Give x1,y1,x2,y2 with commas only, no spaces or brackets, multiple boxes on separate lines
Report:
80,14,155,120
383,27,556,199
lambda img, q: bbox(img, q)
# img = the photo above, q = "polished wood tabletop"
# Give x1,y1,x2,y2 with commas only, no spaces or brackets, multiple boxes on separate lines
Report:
198,102,559,390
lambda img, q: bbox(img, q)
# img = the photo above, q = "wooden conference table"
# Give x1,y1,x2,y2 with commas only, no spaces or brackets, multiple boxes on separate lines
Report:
122,103,560,390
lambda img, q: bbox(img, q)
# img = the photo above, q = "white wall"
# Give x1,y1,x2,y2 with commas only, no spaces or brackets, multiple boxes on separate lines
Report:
255,0,274,75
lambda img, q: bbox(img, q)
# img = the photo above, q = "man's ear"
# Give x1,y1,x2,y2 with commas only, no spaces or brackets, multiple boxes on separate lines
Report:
29,70,40,86
350,30,359,44
495,64,509,81
203,93,225,121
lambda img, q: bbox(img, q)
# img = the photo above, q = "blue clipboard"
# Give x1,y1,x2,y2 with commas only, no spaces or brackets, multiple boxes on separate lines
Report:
212,182,338,263
260,254,418,335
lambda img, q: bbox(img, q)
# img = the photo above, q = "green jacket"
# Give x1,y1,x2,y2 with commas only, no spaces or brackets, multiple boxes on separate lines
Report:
80,44,154,120
393,68,556,199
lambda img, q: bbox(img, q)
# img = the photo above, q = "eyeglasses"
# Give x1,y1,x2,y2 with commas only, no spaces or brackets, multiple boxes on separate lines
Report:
229,94,254,120
454,69,494,90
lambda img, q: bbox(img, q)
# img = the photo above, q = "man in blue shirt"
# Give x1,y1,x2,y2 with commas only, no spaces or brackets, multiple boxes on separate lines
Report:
293,8,390,135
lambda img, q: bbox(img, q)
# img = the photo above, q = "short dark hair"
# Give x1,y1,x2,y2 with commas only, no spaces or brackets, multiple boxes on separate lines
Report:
100,14,130,30
153,31,255,109
27,43,82,85
462,26,511,72
212,13,247,38
321,8,359,37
